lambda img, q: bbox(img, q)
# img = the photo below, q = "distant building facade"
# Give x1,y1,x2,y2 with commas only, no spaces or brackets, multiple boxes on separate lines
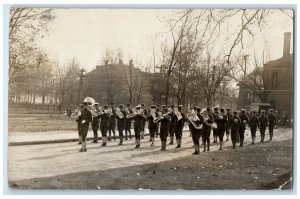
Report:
238,32,293,118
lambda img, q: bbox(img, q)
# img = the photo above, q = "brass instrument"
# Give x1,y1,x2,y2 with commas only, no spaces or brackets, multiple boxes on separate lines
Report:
126,107,137,119
174,110,183,121
116,108,124,119
153,112,171,123
187,114,202,130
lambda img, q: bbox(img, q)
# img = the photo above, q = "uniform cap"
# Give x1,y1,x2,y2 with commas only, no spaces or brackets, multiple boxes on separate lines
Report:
119,104,124,108
103,105,108,109
233,111,238,114
151,105,157,109
94,102,99,106
241,109,246,112
220,108,225,112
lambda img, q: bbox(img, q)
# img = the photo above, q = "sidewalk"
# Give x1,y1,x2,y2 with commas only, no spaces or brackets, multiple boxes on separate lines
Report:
9,127,190,146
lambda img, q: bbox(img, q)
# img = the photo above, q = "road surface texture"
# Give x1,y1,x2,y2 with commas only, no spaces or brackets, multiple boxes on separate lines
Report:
8,128,293,190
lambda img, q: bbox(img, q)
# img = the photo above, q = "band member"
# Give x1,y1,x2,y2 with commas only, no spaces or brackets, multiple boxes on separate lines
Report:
91,103,100,143
139,103,147,139
188,108,203,155
202,109,213,152
174,105,185,148
168,105,176,145
131,105,146,148
157,105,166,137
116,104,126,145
239,109,250,147
217,108,227,150
259,110,268,142
226,108,233,141
268,109,277,140
125,104,132,140
157,107,171,150
212,106,219,143
75,104,83,144
148,105,158,146
99,105,110,146
230,111,241,149
108,102,116,141
79,102,92,152
249,110,260,144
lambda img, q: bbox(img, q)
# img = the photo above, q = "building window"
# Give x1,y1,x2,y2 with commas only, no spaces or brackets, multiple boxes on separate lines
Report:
272,72,278,87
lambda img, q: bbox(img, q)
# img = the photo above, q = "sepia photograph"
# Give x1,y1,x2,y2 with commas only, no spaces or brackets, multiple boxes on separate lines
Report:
6,6,294,191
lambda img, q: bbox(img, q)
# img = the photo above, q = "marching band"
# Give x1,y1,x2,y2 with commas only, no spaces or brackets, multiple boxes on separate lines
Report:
75,97,278,154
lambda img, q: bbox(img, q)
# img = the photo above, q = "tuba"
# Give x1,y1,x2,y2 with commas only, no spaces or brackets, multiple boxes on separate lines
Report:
116,108,124,119
187,112,202,129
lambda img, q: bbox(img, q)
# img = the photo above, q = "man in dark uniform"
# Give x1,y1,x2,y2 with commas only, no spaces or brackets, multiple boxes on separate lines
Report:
268,109,277,140
282,112,288,129
259,110,268,142
116,104,126,145
239,109,249,147
226,108,232,141
99,105,110,146
79,102,92,152
168,105,176,145
230,111,240,149
132,105,146,148
108,102,116,141
188,107,203,155
217,108,227,150
157,105,166,138
202,109,213,152
140,103,148,139
159,107,171,150
212,106,220,143
75,104,83,144
125,104,132,140
174,105,185,148
91,103,100,143
148,105,158,146
249,110,260,144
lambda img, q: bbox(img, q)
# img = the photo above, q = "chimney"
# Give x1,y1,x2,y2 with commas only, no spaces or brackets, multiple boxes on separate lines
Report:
129,59,133,67
283,32,291,57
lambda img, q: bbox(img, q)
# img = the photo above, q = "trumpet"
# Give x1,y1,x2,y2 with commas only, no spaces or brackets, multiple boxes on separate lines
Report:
153,112,171,123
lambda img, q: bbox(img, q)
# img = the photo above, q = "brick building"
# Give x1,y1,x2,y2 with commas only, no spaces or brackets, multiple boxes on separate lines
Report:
238,32,293,118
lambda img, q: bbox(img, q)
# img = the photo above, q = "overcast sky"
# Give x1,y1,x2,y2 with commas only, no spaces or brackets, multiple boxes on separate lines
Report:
36,9,293,72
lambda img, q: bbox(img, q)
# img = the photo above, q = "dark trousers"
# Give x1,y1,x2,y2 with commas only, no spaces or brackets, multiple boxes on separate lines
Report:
175,125,183,139
149,125,157,138
160,127,168,142
169,125,175,137
92,122,99,141
134,125,141,139
239,128,246,144
213,129,219,137
269,125,275,137
219,128,226,142
117,124,125,138
81,123,89,141
231,128,238,146
250,127,257,137
192,130,201,145
100,125,108,137
108,120,116,138
125,120,131,138
202,127,211,144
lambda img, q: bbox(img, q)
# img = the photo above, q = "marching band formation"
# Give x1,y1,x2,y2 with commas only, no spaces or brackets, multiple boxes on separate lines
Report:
75,97,277,154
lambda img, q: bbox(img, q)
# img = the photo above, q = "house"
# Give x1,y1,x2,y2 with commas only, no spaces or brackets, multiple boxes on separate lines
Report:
238,32,293,118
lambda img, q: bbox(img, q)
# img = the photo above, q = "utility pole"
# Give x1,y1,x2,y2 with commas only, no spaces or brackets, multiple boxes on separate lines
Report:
77,68,85,105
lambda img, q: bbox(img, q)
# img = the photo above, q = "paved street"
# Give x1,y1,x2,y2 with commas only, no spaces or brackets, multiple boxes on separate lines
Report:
8,128,292,182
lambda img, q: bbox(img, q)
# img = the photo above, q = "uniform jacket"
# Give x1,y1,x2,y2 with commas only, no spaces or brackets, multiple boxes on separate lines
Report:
216,114,227,130
230,116,241,131
249,115,260,130
268,114,277,126
259,115,268,129
100,112,110,127
81,108,92,126
239,114,250,129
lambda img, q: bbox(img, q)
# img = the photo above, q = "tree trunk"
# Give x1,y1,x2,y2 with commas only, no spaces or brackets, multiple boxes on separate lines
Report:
165,77,170,105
